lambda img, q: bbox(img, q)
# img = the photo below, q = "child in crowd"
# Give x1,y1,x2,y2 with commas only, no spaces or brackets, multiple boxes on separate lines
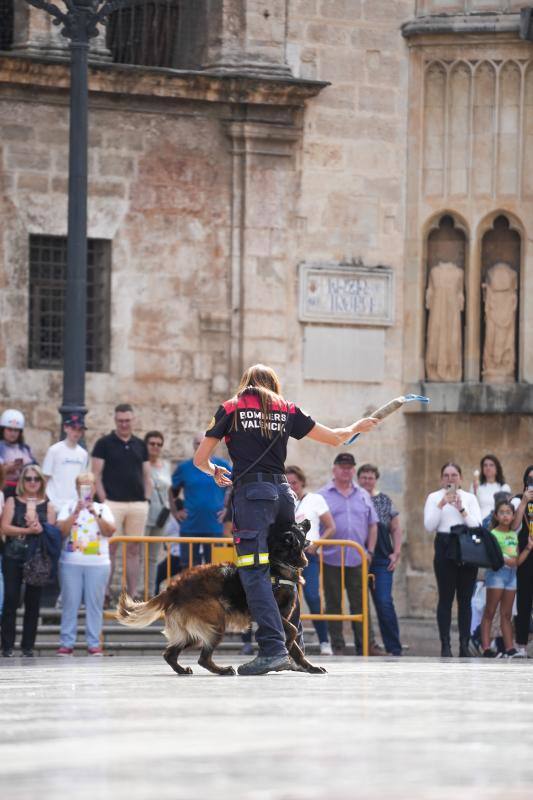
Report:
481,499,532,659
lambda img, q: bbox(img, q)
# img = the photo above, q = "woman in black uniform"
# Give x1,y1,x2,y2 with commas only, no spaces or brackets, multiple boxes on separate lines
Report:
194,364,378,675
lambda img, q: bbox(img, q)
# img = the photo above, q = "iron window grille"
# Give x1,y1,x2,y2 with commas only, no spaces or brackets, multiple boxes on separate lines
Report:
28,235,111,372
0,0,14,50
106,0,180,68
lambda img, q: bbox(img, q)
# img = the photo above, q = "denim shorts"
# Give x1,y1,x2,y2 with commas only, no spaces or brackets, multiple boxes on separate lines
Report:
485,564,517,591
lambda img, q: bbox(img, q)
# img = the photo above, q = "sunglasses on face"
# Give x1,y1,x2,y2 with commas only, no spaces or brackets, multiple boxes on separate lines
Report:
148,441,163,447
24,476,41,483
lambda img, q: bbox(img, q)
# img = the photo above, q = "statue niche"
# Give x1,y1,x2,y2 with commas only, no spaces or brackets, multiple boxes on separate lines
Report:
482,262,518,384
425,261,464,382
480,215,520,384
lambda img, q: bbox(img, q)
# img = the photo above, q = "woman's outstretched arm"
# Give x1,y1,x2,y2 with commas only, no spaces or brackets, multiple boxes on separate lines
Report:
306,418,379,447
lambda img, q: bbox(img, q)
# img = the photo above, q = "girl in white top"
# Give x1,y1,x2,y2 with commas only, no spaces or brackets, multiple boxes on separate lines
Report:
470,454,511,522
424,462,482,658
57,472,115,656
286,465,336,655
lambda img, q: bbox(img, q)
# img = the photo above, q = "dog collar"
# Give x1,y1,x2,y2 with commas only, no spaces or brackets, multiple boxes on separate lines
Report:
271,576,297,589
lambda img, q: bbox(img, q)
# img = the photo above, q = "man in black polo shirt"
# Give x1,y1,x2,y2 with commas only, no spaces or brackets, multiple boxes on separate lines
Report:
91,404,153,600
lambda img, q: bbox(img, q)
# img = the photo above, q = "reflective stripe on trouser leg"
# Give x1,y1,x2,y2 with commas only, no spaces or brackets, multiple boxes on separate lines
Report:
236,553,269,568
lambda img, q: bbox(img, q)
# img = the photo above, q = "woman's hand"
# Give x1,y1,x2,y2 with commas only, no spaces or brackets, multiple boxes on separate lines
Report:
524,489,533,503
175,508,188,522
214,465,232,487
438,491,456,509
452,495,463,511
352,417,379,434
28,519,42,534
305,542,319,556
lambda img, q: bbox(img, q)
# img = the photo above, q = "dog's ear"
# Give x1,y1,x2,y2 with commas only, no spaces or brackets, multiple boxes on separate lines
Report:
300,519,311,534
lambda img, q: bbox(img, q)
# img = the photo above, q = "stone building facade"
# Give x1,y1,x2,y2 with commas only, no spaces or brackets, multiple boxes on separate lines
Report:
0,0,532,616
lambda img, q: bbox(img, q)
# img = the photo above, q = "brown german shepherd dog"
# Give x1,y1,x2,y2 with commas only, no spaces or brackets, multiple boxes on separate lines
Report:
116,519,326,675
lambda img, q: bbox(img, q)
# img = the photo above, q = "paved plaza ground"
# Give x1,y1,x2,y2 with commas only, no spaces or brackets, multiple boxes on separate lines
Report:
1,654,533,800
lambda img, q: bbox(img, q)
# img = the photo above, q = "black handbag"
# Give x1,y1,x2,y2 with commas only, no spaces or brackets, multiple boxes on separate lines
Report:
153,486,170,529
23,540,53,587
450,525,504,570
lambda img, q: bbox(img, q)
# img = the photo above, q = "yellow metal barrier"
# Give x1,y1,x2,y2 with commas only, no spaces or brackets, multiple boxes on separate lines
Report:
107,535,370,656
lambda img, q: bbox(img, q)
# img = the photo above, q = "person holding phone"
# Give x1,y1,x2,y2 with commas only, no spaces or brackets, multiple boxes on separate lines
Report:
424,462,482,657
511,465,533,658
0,409,37,499
56,472,116,656
0,465,56,657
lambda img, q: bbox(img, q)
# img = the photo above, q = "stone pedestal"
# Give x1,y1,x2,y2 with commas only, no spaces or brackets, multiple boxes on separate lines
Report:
10,4,110,62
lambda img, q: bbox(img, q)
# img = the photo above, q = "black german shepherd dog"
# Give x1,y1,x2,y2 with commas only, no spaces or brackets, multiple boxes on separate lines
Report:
116,519,326,675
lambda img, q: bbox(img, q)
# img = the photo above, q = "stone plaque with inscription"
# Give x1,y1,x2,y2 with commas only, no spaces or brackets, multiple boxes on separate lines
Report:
299,263,394,326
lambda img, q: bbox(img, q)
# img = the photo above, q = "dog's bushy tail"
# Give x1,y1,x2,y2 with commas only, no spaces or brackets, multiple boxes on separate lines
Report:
116,590,163,628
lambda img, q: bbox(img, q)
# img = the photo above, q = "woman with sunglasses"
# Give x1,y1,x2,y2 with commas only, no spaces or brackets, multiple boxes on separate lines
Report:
0,464,56,657
144,431,173,595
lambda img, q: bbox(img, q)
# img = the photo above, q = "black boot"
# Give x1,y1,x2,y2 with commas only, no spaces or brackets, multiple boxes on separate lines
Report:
459,637,470,658
440,640,452,657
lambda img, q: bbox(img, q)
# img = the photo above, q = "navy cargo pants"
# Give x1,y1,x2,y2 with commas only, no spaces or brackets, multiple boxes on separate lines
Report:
232,476,296,658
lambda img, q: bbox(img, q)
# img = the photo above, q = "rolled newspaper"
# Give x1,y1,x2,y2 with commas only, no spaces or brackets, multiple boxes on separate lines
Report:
344,394,430,444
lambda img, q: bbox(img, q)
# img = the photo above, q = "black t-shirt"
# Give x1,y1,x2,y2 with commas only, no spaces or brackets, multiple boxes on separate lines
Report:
205,394,315,476
92,432,148,502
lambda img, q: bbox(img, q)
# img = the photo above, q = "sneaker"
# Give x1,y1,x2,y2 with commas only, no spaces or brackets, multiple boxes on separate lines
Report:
56,647,74,656
320,642,333,656
512,647,528,659
332,645,346,656
88,647,103,656
21,649,34,658
2,649,14,658
237,654,297,676
483,649,497,658
504,648,522,659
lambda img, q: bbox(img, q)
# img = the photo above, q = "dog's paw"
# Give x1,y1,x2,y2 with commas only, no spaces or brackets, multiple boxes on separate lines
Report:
220,666,236,676
307,664,327,674
181,667,193,675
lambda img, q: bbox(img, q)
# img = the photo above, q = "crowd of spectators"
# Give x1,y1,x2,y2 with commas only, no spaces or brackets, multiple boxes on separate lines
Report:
0,404,532,660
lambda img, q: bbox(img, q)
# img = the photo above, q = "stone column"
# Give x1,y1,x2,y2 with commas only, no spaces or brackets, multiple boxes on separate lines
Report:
204,0,292,78
224,114,301,385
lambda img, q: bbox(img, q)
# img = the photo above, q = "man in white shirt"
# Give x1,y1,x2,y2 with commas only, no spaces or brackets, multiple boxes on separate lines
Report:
43,414,90,512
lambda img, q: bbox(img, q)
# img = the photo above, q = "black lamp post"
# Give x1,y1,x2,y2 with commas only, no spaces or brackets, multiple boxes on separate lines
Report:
25,0,132,429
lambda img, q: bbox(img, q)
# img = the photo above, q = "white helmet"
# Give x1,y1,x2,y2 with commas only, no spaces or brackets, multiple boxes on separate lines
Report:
0,409,25,429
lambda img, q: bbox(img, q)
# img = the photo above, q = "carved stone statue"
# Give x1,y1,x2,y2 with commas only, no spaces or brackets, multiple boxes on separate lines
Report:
482,262,517,384
425,261,464,382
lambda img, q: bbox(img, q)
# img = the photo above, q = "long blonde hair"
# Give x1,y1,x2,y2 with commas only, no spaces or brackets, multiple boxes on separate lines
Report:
234,364,286,438
16,464,47,501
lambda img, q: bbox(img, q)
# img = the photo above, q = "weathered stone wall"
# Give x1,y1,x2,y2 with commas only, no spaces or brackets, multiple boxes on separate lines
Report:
0,89,233,459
